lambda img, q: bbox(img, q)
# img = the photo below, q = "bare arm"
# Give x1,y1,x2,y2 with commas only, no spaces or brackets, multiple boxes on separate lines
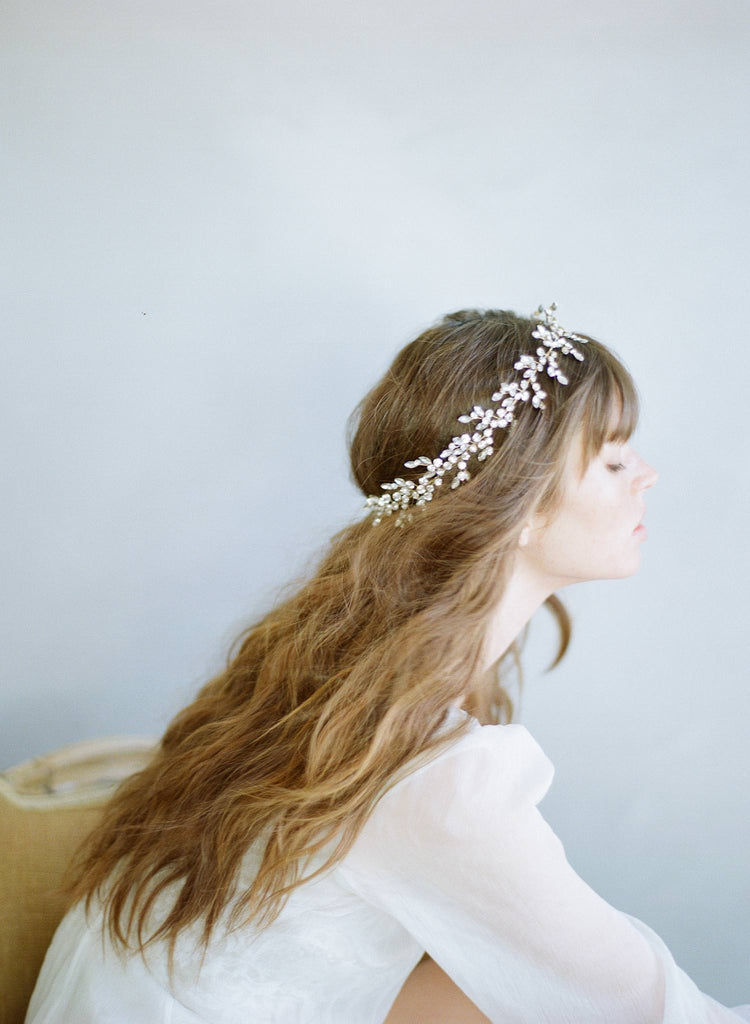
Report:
384,957,490,1024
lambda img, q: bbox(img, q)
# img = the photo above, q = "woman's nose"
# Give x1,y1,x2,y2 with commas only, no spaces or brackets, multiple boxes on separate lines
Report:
636,458,658,491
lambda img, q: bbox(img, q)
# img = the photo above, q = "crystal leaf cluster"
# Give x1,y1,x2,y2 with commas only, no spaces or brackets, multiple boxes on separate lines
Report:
365,304,589,525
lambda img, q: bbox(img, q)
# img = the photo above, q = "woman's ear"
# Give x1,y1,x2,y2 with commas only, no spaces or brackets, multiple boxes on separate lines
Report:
519,510,547,548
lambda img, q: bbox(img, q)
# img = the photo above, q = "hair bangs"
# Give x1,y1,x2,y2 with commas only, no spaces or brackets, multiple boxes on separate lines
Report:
579,343,639,464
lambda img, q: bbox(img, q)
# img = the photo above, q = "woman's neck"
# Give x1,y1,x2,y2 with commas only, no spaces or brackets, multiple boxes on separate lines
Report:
481,557,555,672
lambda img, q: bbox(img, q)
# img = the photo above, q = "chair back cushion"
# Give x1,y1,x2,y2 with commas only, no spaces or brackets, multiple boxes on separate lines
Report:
0,737,155,1024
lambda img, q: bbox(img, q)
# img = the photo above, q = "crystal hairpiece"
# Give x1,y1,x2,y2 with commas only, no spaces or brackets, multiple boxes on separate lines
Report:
365,304,588,525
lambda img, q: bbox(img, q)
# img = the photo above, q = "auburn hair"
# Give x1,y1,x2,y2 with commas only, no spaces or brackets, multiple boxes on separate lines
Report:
66,307,639,962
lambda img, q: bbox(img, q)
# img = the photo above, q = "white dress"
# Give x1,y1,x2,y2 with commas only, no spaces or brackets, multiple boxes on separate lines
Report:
26,711,750,1023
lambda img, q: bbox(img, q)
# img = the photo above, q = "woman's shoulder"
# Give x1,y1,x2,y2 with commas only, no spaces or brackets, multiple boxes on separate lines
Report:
373,709,555,823
339,711,556,887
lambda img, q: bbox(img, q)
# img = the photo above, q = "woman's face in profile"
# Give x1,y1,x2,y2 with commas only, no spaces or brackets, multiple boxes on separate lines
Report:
521,433,658,588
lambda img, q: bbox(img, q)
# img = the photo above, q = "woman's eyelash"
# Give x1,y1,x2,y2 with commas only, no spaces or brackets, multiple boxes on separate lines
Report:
607,462,627,473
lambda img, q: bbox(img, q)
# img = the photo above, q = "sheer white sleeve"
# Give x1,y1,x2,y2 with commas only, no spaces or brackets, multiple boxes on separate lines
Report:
339,719,749,1024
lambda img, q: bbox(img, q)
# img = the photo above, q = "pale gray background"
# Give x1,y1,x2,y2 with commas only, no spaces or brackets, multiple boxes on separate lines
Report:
2,0,749,1005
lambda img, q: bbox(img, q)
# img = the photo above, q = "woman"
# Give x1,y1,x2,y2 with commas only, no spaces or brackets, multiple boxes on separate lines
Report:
26,305,749,1022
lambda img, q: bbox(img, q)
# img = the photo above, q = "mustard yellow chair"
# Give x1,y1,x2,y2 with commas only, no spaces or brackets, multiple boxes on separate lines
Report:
0,737,156,1024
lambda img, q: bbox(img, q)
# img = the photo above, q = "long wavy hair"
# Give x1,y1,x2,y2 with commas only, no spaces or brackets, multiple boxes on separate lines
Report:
66,307,638,962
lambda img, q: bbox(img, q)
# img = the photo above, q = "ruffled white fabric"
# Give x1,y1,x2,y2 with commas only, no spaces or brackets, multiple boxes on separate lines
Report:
26,713,750,1023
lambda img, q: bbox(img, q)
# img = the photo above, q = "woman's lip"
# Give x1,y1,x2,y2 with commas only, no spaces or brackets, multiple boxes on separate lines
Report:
633,523,648,538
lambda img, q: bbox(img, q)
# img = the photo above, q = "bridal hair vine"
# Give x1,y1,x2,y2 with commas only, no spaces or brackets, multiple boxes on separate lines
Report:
365,304,589,525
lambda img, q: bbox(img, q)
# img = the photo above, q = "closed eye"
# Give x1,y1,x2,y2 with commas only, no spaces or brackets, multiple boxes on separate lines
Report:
607,462,627,473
